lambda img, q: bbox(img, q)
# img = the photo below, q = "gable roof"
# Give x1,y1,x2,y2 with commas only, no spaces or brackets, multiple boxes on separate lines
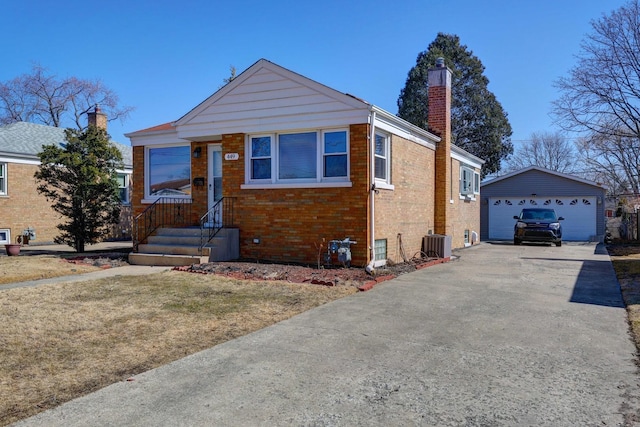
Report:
124,58,483,167
0,121,133,167
482,166,606,189
171,58,372,140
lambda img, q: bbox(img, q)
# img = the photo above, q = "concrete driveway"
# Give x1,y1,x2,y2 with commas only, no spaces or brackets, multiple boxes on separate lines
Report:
15,242,640,426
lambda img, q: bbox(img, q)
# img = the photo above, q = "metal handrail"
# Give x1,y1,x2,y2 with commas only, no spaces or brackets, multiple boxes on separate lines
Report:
200,197,236,252
133,197,194,251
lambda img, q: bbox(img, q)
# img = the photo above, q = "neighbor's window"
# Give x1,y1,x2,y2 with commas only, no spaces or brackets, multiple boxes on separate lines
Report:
374,132,390,183
460,165,479,196
116,173,130,204
246,129,349,184
146,145,191,198
0,229,9,244
0,163,6,195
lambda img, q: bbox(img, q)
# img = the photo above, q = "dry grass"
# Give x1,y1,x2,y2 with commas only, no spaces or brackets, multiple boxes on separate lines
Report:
608,244,640,349
0,255,103,284
0,270,357,426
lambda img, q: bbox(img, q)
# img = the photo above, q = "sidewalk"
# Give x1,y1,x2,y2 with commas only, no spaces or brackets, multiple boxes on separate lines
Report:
17,240,134,255
1,241,171,291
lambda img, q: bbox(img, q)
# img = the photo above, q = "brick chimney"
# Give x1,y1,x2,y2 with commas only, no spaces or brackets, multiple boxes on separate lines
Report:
87,104,107,131
428,57,452,236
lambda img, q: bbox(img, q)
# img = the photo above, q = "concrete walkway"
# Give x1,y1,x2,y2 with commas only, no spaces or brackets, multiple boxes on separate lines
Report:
1,241,171,291
14,242,640,426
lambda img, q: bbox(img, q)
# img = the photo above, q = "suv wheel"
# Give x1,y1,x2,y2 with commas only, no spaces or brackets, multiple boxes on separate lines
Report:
555,241,562,247
514,238,521,245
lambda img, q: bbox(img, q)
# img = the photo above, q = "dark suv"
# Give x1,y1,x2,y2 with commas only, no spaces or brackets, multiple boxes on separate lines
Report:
513,208,564,246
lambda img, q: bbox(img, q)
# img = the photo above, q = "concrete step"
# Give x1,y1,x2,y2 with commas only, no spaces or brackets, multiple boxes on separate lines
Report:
147,234,204,247
155,227,201,237
137,243,209,256
132,227,239,266
128,252,208,267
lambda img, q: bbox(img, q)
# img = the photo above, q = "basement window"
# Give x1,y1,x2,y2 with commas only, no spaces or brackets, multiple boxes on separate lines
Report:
374,239,387,265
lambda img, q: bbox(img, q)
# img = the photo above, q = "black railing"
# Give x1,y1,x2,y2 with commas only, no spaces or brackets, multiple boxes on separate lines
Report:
133,197,194,251
200,197,236,252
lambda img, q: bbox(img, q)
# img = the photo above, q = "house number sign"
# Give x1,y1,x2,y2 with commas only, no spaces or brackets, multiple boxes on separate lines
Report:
224,153,239,161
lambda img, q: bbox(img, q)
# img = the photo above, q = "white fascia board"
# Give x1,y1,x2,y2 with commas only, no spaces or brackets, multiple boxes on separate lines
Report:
128,129,188,147
451,145,484,168
371,106,439,149
0,155,40,165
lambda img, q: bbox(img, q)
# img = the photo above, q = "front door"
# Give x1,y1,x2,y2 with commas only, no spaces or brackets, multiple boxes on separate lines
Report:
207,144,223,227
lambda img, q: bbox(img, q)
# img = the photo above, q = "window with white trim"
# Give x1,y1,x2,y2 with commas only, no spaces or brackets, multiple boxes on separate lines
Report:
374,131,390,184
145,145,191,199
323,130,348,178
117,173,130,204
0,229,9,244
0,163,6,195
460,165,480,196
247,129,349,184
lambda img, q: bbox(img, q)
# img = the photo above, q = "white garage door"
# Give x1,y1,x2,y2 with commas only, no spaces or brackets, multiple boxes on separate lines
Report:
488,196,597,241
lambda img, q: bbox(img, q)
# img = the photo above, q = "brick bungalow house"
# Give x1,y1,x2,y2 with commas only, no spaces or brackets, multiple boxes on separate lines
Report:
0,108,133,247
126,58,483,268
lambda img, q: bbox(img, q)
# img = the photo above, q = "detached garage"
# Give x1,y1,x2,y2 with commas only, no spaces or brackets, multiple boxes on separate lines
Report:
481,166,607,242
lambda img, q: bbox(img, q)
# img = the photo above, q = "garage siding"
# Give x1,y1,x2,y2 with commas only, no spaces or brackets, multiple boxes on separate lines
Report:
480,168,606,242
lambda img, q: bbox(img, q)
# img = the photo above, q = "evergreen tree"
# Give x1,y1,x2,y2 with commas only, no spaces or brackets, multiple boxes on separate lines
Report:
34,126,123,252
398,33,513,176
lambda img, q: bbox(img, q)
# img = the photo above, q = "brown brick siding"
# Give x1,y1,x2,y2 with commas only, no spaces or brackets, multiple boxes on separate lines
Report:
429,83,452,237
374,135,436,263
448,160,481,249
0,162,131,245
222,126,370,266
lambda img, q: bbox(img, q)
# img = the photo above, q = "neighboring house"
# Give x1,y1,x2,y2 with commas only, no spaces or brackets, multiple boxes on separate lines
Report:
0,108,133,246
480,166,607,242
126,58,483,267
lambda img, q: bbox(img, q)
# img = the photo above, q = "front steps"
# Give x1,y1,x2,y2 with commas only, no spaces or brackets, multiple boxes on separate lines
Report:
129,227,239,266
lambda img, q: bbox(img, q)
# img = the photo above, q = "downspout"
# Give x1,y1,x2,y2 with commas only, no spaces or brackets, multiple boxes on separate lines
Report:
366,108,377,274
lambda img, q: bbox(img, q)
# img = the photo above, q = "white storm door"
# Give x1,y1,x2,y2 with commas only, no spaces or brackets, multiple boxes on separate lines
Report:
207,144,223,227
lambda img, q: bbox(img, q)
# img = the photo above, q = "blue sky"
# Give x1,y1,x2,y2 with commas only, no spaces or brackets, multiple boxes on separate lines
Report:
1,0,625,150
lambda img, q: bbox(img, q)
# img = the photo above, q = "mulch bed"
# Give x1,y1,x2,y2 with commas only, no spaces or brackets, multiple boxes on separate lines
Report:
175,256,451,291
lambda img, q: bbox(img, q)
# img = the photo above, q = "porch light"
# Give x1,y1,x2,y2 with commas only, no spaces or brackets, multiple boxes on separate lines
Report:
193,147,202,158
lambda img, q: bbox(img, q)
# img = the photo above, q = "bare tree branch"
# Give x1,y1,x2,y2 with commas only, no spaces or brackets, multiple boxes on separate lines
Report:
0,64,133,131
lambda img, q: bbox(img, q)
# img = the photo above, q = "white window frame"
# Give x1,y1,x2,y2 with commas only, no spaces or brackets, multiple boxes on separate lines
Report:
117,173,130,205
460,165,479,198
0,162,6,196
243,128,351,189
249,134,273,182
0,229,9,244
322,129,349,180
143,144,192,202
374,131,393,190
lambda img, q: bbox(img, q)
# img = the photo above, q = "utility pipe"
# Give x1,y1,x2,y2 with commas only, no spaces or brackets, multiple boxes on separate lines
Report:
366,109,377,274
